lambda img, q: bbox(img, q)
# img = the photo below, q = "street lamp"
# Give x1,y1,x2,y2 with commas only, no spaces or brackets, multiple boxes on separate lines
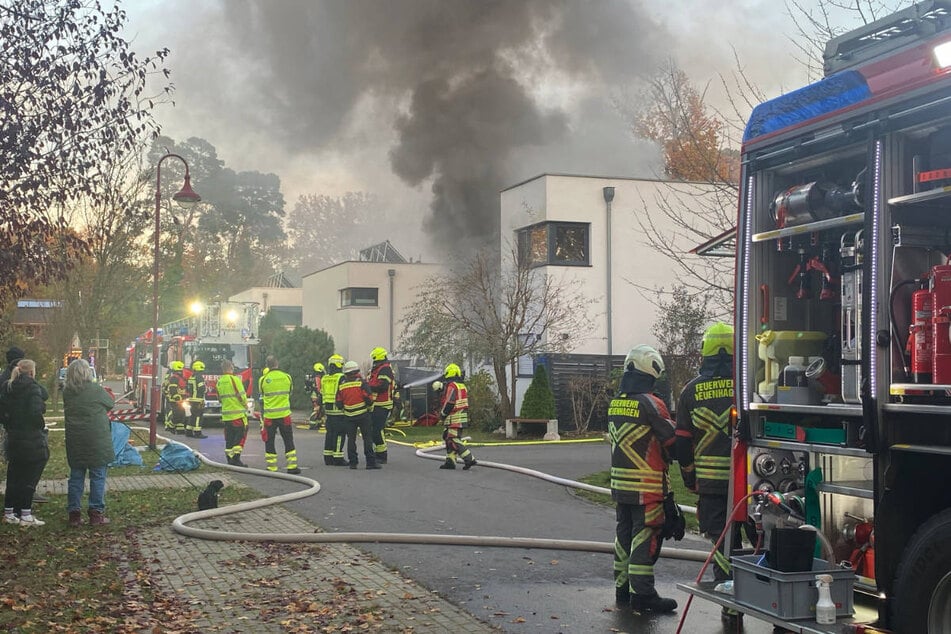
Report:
150,152,201,450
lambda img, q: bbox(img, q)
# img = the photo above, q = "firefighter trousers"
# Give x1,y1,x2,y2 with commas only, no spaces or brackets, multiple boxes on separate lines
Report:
698,493,740,582
223,417,248,461
186,400,204,434
262,416,297,472
369,406,389,456
443,426,475,464
165,401,186,432
345,413,376,467
324,414,346,463
614,502,664,598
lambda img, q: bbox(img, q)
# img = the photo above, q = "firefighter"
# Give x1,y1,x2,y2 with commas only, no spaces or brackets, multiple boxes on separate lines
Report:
336,361,379,470
438,364,476,470
676,321,741,622
367,347,394,463
609,345,678,614
185,360,208,439
216,359,248,467
163,361,187,435
322,354,347,465
258,355,300,474
307,362,325,431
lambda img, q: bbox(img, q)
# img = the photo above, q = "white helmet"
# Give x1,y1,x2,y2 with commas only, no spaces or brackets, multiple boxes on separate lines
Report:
343,361,360,374
431,380,443,391
624,344,665,378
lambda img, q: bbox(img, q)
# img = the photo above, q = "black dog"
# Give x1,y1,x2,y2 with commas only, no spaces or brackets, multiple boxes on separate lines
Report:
197,480,225,511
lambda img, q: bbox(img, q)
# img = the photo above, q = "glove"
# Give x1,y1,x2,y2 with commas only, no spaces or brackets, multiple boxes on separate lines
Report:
660,493,686,541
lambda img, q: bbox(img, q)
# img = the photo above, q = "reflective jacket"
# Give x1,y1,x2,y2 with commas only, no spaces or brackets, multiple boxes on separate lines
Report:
336,374,373,417
368,361,394,409
163,371,186,403
187,371,206,402
440,380,468,428
322,371,343,416
675,359,734,495
216,373,247,422
608,388,676,506
259,369,292,419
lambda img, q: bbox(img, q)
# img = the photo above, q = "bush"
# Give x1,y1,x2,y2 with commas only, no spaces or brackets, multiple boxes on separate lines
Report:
467,370,501,432
267,326,335,410
520,364,556,420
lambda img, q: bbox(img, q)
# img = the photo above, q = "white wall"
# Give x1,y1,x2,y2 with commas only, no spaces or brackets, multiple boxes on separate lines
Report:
301,261,443,363
229,287,302,312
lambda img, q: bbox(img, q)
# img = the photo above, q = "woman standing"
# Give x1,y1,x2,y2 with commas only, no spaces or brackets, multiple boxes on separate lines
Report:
2,359,50,527
62,359,114,526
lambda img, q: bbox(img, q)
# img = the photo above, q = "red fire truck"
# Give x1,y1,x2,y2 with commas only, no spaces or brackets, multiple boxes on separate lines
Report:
683,3,951,632
126,301,260,422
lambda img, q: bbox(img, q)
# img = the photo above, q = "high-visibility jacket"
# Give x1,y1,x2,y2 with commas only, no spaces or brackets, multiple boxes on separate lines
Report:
322,371,343,416
216,373,247,422
440,381,468,428
608,391,676,506
368,361,394,409
259,369,292,419
675,373,734,495
187,372,206,402
336,375,373,417
163,371,186,403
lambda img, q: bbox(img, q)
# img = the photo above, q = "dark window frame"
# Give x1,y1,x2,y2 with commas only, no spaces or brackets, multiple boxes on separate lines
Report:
517,221,590,268
340,287,379,308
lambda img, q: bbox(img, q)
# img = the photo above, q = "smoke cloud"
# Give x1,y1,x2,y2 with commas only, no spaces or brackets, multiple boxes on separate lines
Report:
133,0,671,257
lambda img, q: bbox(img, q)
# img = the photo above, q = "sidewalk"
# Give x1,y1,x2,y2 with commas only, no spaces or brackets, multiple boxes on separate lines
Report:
35,472,498,633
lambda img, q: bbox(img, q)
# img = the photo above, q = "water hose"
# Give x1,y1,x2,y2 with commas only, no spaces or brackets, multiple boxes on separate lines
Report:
155,429,705,562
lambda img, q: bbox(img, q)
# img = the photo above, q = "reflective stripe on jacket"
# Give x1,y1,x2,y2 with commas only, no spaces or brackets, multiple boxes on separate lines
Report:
440,381,468,427
216,373,247,422
336,376,373,417
675,375,733,495
259,369,292,419
321,372,343,415
368,362,394,408
187,372,206,402
608,392,676,505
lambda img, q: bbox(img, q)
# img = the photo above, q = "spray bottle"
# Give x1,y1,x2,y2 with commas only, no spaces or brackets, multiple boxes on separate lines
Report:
815,573,835,624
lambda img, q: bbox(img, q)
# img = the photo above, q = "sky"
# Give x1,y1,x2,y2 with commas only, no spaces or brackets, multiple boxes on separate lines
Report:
120,0,890,260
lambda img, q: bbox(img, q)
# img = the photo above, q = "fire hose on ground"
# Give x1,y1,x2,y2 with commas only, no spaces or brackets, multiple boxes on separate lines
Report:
146,427,705,562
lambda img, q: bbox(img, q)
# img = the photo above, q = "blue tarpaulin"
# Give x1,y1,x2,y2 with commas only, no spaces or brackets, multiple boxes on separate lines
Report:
153,442,201,472
744,70,872,142
109,421,143,467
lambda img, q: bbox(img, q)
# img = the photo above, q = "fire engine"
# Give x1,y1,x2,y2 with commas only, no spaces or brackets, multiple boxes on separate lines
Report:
125,301,260,422
681,3,951,632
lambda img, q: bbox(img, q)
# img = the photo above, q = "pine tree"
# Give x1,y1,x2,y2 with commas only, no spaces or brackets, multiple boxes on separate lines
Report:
519,364,557,420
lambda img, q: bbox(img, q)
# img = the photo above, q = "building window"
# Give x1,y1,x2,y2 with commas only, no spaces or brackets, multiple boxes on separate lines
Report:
340,287,378,307
517,222,590,267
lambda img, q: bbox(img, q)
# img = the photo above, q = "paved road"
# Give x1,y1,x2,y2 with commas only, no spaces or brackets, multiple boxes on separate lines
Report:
165,420,775,634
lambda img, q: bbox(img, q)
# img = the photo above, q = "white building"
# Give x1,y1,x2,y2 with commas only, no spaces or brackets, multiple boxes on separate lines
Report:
300,259,442,362
229,272,303,330
501,173,714,412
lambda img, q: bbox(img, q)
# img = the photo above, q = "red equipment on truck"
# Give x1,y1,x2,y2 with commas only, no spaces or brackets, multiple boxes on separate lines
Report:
681,3,951,632
126,301,260,423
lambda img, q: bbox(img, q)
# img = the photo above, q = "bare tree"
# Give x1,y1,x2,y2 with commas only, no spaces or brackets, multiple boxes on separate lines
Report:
566,375,613,435
398,245,590,418
0,1,171,307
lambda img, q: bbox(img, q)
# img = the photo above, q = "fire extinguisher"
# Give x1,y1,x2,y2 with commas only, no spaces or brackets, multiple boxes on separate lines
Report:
844,516,875,580
909,278,933,383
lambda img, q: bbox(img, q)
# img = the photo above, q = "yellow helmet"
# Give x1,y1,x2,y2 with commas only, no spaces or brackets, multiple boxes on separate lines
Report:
702,322,734,357
191,360,205,372
328,354,344,368
262,367,270,376
170,361,185,371
371,346,388,361
313,362,325,373
444,363,461,378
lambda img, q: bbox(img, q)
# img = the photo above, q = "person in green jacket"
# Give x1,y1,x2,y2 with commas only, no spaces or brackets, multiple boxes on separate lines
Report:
62,358,115,527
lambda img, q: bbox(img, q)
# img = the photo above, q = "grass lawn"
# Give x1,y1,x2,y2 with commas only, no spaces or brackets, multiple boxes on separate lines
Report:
0,474,259,631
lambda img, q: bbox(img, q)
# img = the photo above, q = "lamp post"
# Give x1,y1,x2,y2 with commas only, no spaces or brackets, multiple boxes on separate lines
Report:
150,152,201,450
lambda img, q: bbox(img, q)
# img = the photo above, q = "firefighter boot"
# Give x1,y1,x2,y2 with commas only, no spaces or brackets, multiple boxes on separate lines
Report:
615,586,631,606
324,455,334,465
463,456,478,470
630,592,677,614
376,451,388,464
439,458,456,470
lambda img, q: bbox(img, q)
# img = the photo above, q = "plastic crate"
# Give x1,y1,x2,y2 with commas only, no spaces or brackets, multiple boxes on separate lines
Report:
732,554,855,620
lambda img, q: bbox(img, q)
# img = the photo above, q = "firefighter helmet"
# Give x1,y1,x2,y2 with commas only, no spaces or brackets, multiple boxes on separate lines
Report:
371,346,387,361
624,345,664,378
432,380,443,391
328,353,344,368
313,362,325,373
262,367,270,376
343,361,360,374
444,363,462,378
701,322,734,357
170,361,185,371
191,360,205,372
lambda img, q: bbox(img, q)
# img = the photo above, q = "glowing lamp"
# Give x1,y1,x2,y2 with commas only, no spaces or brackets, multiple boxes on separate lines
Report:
934,40,951,69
